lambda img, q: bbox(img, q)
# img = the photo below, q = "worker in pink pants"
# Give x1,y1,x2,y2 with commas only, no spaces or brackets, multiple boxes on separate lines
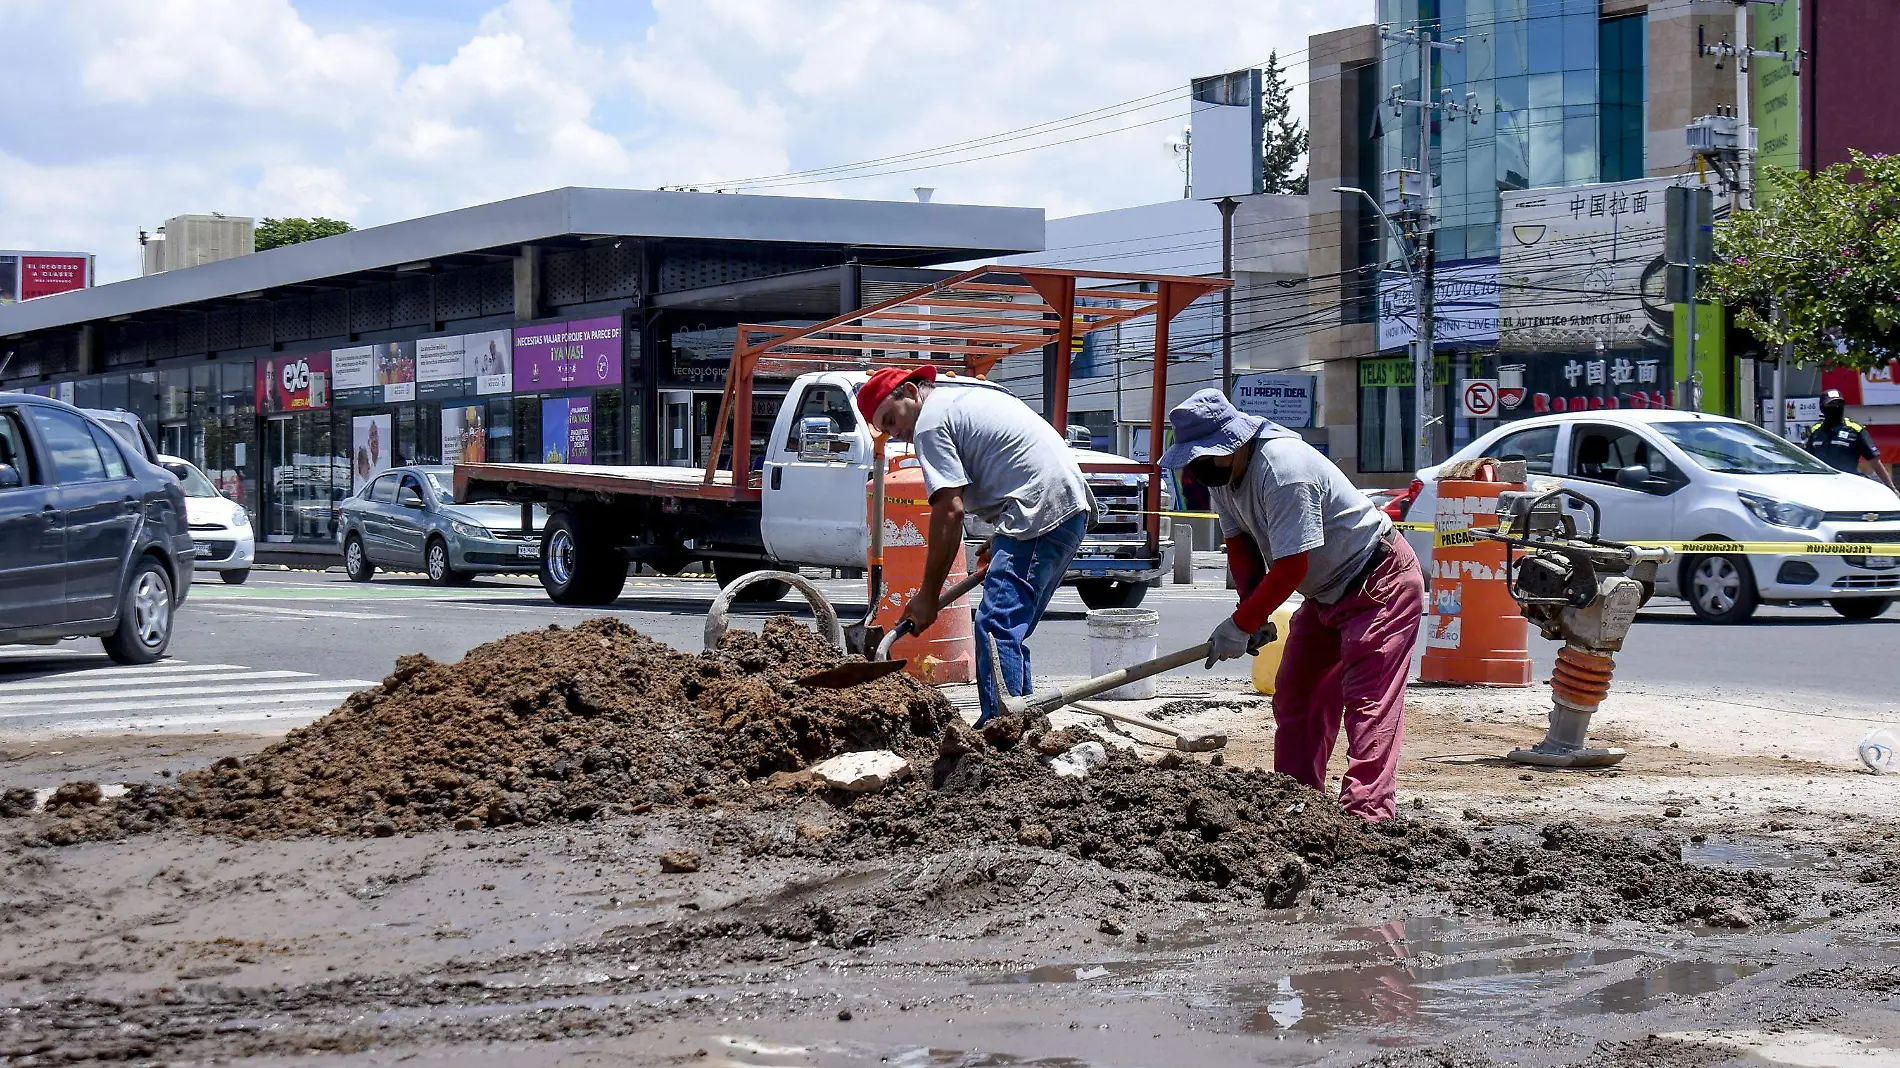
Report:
1158,390,1425,820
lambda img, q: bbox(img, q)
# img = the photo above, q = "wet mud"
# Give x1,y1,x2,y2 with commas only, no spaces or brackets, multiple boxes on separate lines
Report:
4,618,1900,1065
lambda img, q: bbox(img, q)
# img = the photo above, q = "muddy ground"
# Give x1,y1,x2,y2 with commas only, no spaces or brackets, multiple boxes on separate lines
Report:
3,619,1899,1066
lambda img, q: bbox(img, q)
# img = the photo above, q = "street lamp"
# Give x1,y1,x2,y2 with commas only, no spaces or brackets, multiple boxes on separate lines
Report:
1335,186,1434,471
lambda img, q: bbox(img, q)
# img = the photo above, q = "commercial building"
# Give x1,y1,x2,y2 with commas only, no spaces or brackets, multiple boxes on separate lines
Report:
141,214,257,276
1301,0,1900,483
0,187,1040,562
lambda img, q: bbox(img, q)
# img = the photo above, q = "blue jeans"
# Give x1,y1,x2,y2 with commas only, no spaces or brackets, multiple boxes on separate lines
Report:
974,512,1088,724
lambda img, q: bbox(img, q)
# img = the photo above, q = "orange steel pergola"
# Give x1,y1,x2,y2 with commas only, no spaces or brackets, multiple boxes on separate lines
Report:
704,264,1232,556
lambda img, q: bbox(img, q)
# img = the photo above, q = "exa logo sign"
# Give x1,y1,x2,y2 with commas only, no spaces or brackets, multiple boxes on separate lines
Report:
281,359,312,394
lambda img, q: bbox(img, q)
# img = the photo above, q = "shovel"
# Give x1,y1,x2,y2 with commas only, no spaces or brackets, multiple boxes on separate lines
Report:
796,566,989,689
987,623,1278,720
1071,699,1228,753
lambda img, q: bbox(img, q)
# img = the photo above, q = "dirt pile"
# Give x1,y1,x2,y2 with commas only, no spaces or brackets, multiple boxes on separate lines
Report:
809,728,1814,926
37,617,951,842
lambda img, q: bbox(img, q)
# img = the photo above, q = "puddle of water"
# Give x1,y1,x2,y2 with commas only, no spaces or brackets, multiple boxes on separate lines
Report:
1572,960,1767,1015
977,959,1172,985
1317,916,1562,966
1236,947,1647,1035
1683,838,1820,870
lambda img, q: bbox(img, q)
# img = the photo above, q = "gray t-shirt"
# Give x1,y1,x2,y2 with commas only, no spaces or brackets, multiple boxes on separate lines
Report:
1212,431,1391,604
912,383,1095,540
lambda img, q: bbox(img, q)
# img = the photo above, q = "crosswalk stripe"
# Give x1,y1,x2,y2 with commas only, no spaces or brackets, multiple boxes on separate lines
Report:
0,686,373,720
0,678,375,709
0,645,105,658
34,707,343,733
0,669,312,695
189,603,402,621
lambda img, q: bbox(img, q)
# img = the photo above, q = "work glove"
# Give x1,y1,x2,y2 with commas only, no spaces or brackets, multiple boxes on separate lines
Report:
1204,616,1253,668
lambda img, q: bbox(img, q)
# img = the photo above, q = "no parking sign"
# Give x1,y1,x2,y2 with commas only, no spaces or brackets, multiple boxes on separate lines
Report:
1460,378,1500,418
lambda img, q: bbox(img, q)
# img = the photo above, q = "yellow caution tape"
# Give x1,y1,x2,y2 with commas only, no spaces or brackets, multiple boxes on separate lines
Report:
1424,527,1897,555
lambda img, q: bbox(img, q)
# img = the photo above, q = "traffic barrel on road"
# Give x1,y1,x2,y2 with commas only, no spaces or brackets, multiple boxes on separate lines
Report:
1418,457,1534,686
873,457,975,684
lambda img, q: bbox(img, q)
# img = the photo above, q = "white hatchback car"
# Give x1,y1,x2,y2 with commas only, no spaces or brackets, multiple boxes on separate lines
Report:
1408,411,1900,623
157,454,256,584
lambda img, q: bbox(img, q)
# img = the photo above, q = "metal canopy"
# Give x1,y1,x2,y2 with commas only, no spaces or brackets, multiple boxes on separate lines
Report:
703,264,1232,555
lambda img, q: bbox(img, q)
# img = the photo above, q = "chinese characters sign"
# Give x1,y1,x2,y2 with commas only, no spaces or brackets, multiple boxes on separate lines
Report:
1499,175,1695,353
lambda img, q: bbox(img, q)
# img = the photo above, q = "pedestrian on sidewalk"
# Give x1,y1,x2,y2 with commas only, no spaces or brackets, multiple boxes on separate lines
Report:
1158,389,1424,820
859,365,1095,725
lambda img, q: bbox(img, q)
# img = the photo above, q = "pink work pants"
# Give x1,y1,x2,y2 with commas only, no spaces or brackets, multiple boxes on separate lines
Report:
1272,535,1425,821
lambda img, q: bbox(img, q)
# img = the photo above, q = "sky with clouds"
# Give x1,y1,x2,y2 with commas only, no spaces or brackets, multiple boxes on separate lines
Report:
1,0,1347,283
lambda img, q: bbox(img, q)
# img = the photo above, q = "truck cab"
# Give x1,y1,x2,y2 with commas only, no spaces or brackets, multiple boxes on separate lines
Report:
758,371,1171,608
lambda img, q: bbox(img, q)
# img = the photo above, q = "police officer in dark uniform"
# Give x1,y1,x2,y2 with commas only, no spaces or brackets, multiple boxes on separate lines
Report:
1806,389,1897,492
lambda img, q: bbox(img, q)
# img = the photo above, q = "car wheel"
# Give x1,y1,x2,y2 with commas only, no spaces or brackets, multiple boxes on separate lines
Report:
344,535,375,582
539,510,628,605
712,558,790,603
220,568,251,585
425,538,464,587
1829,597,1893,620
1684,553,1759,624
1075,578,1150,611
102,557,174,665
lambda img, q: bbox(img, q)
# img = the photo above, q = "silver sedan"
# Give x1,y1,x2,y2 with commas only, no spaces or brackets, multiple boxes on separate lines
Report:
337,466,546,585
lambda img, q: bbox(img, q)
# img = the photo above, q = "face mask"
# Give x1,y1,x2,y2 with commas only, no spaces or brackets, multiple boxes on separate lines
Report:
1187,456,1231,487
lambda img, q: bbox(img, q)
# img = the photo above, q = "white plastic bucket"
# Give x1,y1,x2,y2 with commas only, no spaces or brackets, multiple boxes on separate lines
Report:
1087,608,1161,700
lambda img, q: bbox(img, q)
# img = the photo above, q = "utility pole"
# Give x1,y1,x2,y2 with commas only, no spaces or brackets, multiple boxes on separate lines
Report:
1218,196,1237,397
1381,22,1479,469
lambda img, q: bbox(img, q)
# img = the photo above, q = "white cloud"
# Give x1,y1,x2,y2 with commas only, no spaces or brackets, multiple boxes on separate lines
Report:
3,0,1343,282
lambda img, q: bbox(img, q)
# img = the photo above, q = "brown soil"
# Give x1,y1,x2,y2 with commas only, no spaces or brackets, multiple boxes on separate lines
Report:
15,618,1833,930
31,617,950,843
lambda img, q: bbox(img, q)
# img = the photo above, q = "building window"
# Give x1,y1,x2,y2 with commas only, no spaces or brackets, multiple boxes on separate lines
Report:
1599,13,1647,182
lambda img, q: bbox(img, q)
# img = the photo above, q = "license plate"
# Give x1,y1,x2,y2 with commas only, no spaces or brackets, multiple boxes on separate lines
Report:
516,544,541,559
1869,556,1896,569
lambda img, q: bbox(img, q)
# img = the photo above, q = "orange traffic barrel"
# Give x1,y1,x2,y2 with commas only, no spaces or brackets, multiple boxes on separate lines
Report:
872,456,975,684
1418,458,1534,686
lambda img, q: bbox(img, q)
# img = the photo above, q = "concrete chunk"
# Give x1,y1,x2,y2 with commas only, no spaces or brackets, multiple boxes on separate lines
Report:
809,750,913,793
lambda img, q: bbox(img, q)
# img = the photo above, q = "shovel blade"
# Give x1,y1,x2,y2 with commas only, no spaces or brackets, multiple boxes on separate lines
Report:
796,658,910,690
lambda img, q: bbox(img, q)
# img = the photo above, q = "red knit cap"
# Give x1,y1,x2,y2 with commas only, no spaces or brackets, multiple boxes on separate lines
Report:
855,364,936,424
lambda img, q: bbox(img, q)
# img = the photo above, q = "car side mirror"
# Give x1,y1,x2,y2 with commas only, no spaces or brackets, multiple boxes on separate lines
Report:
398,487,425,509
797,416,846,462
1614,464,1650,490
0,463,20,490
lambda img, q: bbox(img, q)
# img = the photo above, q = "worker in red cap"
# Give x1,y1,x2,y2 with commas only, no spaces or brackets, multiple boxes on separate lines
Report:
857,365,1095,724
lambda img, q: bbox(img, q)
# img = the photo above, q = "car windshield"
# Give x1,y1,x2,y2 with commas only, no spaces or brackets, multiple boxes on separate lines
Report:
1654,421,1834,475
161,460,220,497
424,471,453,498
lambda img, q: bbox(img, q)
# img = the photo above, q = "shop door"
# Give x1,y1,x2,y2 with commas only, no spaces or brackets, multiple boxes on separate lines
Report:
661,391,693,467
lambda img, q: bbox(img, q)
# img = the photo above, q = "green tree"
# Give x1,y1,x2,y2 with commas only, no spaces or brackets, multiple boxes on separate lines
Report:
1260,52,1308,195
1710,151,1900,370
255,217,354,251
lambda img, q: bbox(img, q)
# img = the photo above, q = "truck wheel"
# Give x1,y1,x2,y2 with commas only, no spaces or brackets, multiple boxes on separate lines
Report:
1683,553,1759,624
1076,578,1149,611
1830,597,1892,620
713,559,789,603
102,557,174,665
540,511,628,606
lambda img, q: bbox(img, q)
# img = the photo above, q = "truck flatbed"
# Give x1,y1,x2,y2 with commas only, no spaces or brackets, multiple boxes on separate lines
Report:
456,462,761,505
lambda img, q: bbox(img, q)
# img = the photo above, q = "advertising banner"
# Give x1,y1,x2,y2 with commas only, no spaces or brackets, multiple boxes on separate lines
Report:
351,414,392,492
1232,373,1316,428
1378,259,1500,351
442,405,487,465
333,342,417,406
1499,175,1693,352
1821,362,1900,406
1752,0,1801,184
1762,396,1823,442
467,329,513,395
1494,351,1673,419
417,335,470,401
256,352,331,414
514,316,623,391
539,397,593,464
20,256,89,301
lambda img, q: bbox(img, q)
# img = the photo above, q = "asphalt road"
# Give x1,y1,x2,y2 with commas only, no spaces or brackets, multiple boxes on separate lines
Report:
2,561,1895,736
